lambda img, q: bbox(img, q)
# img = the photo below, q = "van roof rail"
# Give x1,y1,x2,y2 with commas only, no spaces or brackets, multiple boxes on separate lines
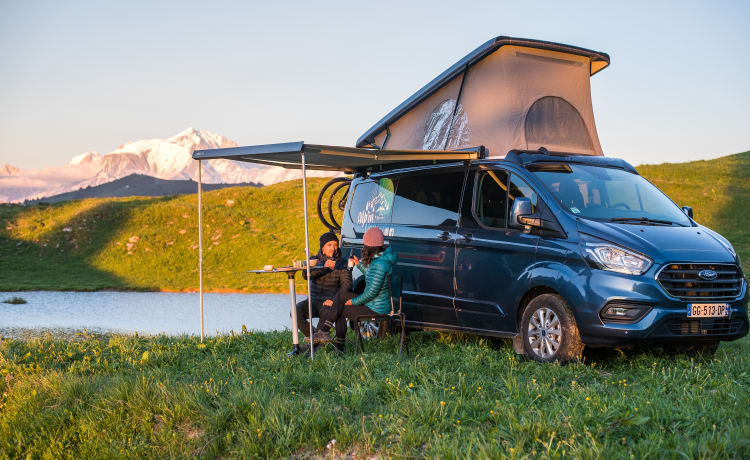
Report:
504,149,638,174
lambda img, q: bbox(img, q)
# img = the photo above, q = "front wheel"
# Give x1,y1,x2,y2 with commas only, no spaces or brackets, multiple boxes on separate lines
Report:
521,294,584,363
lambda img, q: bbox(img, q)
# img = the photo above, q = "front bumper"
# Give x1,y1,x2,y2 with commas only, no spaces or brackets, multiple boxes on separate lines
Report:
575,267,749,346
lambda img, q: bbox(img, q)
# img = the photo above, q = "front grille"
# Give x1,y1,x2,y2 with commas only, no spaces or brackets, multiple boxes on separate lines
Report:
666,318,745,336
657,263,743,300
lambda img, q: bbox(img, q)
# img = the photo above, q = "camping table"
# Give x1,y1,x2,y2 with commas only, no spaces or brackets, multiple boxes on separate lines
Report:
247,265,325,356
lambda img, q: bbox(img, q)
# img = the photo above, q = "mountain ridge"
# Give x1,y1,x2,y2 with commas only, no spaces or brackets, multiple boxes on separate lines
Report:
0,128,333,203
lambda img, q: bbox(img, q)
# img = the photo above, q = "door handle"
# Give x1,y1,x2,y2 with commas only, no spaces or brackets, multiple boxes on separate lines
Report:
460,233,473,242
437,231,451,241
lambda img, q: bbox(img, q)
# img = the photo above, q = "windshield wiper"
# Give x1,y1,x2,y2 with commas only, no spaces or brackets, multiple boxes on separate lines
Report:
610,217,678,226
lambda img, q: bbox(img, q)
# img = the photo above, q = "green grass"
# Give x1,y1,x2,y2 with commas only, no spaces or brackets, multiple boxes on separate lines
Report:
0,151,748,292
1,296,26,304
0,178,336,292
1,330,748,458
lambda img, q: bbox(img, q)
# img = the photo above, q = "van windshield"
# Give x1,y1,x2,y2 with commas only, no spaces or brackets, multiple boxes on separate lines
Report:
530,163,691,226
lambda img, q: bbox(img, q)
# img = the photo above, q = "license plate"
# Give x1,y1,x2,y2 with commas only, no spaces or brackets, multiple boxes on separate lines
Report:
687,303,730,318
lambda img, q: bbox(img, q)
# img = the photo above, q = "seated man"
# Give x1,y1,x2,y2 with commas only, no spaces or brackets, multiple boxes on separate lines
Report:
295,232,351,342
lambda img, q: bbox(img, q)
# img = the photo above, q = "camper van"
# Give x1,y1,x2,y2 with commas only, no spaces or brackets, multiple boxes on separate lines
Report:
194,36,748,362
338,37,748,362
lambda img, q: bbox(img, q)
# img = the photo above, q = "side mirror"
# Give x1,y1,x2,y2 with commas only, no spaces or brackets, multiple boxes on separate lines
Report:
510,198,538,228
682,206,693,219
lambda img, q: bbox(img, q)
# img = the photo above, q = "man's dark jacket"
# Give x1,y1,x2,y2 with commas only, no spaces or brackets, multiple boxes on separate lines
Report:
303,249,352,303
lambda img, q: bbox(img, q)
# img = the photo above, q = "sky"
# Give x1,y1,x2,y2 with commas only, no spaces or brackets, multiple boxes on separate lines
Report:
1,0,749,170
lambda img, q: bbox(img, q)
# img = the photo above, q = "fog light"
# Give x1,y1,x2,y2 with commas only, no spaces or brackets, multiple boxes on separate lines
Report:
600,303,651,322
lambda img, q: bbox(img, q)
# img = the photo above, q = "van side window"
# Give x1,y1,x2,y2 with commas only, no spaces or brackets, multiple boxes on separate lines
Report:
348,178,396,232
508,174,538,222
391,170,464,227
474,170,509,228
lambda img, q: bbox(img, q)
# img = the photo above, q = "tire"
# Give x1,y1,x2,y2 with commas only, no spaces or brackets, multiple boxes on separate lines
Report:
521,294,584,363
663,341,719,356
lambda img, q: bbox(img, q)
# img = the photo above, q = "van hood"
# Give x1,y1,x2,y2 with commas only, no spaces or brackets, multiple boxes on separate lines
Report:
577,219,736,265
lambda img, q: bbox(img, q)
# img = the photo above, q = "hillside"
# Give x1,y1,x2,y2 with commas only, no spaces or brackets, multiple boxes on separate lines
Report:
0,152,748,292
27,174,260,204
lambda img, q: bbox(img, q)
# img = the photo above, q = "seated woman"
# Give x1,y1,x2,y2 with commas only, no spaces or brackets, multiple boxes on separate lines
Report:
312,227,398,352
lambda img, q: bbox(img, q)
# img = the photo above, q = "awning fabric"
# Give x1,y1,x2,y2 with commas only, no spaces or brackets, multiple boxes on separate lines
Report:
192,142,484,173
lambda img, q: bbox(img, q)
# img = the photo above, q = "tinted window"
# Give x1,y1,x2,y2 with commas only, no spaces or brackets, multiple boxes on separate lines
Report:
391,169,464,226
508,174,538,223
474,170,509,228
348,178,396,232
459,169,479,228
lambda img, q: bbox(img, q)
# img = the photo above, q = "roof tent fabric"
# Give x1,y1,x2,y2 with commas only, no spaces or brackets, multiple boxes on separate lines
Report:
357,36,609,158
192,142,483,173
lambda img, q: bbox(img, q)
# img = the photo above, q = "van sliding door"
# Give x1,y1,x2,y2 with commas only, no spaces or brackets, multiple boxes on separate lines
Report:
388,167,465,328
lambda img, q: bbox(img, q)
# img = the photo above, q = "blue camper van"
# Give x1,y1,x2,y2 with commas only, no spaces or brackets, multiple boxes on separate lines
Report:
340,149,748,362
194,36,748,363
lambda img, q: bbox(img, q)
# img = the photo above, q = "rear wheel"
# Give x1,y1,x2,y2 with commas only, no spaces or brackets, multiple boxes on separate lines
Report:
521,294,584,363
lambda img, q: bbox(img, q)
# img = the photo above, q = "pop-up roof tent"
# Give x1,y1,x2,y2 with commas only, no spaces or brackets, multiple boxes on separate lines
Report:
357,36,609,157
191,36,610,354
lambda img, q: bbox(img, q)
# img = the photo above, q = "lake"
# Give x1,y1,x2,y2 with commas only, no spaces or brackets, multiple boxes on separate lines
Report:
0,291,302,336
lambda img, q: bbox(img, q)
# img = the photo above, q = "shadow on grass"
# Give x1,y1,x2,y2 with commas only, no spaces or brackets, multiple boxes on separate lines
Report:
0,197,175,291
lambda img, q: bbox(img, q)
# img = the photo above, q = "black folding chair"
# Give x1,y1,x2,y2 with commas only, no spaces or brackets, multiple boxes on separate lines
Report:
354,273,408,356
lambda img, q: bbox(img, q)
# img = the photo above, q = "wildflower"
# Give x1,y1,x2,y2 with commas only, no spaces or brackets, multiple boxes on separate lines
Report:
409,382,414,388
490,410,494,415
456,419,460,424
634,407,638,411
326,439,337,450
477,386,482,391
532,379,536,384
440,401,446,407
586,397,590,401
378,414,383,419
451,386,455,390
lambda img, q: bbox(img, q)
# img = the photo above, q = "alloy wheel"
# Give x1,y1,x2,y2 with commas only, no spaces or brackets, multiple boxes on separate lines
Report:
527,307,562,358
360,321,379,340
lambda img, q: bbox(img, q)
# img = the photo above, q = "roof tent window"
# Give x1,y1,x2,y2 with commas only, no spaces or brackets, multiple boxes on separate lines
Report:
525,96,593,151
421,99,470,150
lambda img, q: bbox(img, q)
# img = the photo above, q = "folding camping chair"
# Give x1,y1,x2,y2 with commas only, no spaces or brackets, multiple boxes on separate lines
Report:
353,273,408,356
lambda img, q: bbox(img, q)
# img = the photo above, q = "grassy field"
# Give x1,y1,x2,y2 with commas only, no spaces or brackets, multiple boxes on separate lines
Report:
1,330,748,458
1,153,749,458
0,151,748,292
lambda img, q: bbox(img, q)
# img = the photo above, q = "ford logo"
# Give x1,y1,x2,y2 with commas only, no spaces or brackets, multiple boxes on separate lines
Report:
698,269,718,281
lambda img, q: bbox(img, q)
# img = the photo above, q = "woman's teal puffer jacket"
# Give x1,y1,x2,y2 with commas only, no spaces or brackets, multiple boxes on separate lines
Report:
351,246,398,314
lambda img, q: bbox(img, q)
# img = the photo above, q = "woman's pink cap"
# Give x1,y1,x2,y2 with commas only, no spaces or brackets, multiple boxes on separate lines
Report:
363,227,384,247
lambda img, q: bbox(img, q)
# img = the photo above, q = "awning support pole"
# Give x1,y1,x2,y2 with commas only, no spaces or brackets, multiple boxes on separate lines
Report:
301,151,314,359
198,160,205,342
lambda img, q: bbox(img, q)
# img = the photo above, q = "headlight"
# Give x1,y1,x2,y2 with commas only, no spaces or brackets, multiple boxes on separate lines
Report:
581,234,652,275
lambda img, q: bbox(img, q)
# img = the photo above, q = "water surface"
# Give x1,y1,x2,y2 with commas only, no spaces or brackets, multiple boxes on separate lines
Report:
0,291,299,336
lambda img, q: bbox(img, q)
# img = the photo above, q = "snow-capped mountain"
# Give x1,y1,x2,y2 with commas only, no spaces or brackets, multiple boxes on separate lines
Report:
1,164,19,175
0,128,334,203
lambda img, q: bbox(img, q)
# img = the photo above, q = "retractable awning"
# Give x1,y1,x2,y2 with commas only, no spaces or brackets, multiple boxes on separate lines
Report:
192,142,485,172
191,141,484,357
